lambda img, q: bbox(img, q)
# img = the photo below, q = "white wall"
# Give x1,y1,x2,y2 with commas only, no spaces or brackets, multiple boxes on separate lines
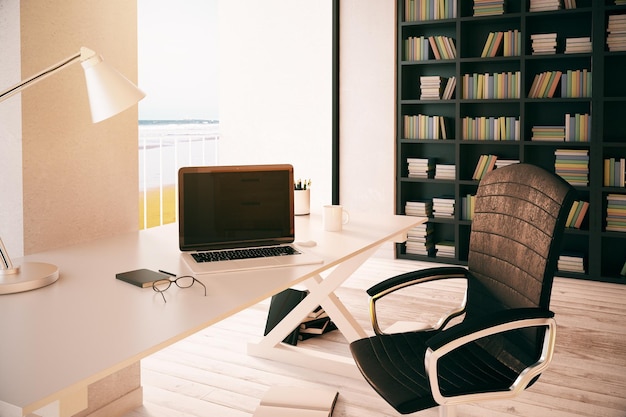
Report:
219,0,396,217
0,0,24,257
218,0,333,212
339,0,396,216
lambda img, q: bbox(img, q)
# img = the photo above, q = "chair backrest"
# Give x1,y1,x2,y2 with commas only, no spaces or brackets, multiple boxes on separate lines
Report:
466,163,575,318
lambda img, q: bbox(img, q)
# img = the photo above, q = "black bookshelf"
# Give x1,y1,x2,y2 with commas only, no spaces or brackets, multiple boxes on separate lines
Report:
395,0,626,284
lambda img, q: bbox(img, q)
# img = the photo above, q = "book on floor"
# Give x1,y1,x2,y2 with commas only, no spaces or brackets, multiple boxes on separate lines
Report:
253,386,339,417
264,288,308,346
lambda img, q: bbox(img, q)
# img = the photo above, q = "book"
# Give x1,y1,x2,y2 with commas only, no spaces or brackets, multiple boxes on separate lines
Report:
473,154,498,180
264,288,308,346
115,268,170,288
299,321,338,340
253,386,339,417
300,317,334,334
307,305,327,319
621,261,626,276
253,407,328,417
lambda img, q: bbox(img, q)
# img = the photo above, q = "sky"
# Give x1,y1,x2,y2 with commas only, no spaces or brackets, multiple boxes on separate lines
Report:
137,0,219,121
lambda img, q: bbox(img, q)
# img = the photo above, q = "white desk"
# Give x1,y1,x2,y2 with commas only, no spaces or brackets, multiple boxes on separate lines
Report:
0,212,423,417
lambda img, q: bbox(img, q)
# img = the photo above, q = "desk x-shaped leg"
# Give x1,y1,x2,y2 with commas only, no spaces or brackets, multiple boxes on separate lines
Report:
247,245,380,378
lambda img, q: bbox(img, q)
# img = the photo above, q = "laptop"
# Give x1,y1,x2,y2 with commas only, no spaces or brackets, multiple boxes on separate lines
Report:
178,164,323,275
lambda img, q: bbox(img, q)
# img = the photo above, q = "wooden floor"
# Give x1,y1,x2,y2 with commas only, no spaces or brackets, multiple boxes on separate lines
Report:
122,247,626,417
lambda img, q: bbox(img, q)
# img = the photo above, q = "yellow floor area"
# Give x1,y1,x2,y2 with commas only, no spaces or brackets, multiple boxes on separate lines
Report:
139,185,176,229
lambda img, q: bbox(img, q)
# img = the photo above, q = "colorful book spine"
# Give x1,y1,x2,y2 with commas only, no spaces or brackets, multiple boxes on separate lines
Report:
472,154,498,180
462,71,520,99
565,200,589,229
554,148,590,186
606,194,626,232
403,114,448,139
564,113,591,142
404,0,457,22
603,158,626,187
560,69,592,98
481,30,521,57
461,116,520,141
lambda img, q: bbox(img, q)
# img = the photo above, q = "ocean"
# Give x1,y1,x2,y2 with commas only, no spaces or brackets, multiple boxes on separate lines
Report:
139,120,219,191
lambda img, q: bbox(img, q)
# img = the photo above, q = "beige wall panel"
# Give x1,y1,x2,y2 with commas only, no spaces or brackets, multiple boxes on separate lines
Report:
20,0,139,254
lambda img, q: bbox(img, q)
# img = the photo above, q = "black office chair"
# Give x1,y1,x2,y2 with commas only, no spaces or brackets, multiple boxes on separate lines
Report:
349,163,576,416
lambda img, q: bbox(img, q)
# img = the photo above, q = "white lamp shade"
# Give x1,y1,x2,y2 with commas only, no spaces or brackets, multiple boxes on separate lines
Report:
81,54,145,123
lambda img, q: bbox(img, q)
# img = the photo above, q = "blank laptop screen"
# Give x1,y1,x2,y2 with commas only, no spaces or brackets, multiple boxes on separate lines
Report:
178,164,295,251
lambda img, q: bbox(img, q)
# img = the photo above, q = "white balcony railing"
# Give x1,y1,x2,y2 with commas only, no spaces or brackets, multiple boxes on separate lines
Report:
139,121,219,229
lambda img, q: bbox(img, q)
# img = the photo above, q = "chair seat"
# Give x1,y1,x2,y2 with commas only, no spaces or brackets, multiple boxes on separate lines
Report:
350,330,522,414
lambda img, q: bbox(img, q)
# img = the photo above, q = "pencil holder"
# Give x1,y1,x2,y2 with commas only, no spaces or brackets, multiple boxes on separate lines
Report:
294,189,310,215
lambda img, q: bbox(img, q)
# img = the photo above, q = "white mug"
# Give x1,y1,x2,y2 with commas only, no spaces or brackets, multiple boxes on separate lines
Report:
323,205,350,231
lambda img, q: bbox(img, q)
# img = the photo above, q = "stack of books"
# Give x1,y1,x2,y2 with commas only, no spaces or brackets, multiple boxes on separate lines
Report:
494,159,519,169
607,14,626,52
565,37,592,54
298,308,337,342
405,223,435,256
530,33,557,55
462,71,521,99
420,76,444,99
461,193,475,221
558,253,586,274
432,196,455,218
405,200,433,217
407,157,435,178
529,0,561,12
403,114,448,139
404,0,457,21
606,194,626,232
565,113,591,142
481,30,521,57
563,0,577,8
565,200,589,229
264,289,337,346
603,157,626,187
435,164,456,180
532,126,566,142
472,154,498,180
528,70,562,98
473,0,505,16
554,148,589,186
461,116,520,141
435,240,455,258
428,36,457,60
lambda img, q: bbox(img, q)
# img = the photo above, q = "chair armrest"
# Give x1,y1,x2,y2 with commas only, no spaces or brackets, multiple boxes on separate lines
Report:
368,266,469,335
367,266,469,297
424,308,557,406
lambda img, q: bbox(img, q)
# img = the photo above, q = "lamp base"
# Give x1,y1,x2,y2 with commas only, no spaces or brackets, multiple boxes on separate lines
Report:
0,262,60,295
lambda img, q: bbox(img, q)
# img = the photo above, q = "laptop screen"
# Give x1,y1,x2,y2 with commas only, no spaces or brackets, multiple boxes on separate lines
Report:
178,164,295,251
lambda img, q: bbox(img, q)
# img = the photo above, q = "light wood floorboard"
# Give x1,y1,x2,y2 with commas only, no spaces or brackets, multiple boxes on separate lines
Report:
122,247,626,417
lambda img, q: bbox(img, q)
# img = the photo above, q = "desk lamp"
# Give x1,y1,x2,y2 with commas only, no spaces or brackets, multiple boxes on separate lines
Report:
0,47,145,295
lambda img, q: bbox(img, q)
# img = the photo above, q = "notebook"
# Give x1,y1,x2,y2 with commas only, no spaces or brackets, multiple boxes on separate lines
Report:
178,164,323,275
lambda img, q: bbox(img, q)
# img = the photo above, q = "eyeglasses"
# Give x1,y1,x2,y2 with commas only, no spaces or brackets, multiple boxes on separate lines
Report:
152,275,206,303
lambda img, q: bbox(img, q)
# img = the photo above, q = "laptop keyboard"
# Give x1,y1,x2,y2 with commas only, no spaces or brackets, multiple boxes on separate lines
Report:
191,245,302,263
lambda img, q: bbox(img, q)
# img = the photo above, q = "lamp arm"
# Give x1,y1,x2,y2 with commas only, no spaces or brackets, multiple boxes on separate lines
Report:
0,48,97,103
0,237,14,270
